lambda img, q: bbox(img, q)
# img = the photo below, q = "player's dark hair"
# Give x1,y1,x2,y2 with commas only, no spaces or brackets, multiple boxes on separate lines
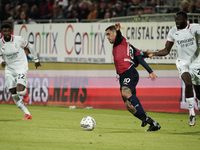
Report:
176,11,188,19
105,25,116,31
1,23,12,30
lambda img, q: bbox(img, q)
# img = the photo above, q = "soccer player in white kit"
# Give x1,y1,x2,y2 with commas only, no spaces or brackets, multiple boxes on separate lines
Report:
0,23,41,120
146,11,200,126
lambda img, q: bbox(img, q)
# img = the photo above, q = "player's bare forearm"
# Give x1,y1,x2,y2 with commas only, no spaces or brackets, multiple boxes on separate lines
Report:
154,41,173,56
146,41,173,57
153,49,169,56
146,49,169,58
125,100,137,114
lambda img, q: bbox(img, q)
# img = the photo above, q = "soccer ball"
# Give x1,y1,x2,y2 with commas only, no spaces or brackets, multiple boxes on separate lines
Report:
80,116,96,131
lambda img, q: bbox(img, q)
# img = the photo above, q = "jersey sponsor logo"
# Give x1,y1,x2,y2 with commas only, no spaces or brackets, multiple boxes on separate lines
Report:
6,52,19,60
177,37,195,48
177,37,194,45
123,78,131,85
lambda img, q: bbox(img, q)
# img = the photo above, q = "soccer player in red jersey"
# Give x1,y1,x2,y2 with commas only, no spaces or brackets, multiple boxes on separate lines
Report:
105,23,161,131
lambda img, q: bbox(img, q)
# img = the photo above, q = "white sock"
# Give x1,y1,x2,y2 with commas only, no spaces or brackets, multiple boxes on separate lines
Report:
186,97,195,116
12,94,31,115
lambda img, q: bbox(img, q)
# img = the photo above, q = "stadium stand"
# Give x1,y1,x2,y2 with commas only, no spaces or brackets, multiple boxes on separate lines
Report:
1,0,198,23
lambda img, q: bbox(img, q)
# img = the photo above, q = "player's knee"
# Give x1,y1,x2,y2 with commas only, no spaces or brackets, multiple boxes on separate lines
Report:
196,93,200,100
121,86,132,100
122,94,130,100
17,88,27,96
185,82,193,88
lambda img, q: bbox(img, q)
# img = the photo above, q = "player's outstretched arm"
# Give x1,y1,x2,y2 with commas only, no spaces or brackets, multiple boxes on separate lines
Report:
145,41,174,57
148,72,158,81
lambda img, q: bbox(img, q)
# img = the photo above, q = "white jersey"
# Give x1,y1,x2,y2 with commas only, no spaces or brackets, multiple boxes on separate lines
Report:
0,35,37,75
167,23,200,65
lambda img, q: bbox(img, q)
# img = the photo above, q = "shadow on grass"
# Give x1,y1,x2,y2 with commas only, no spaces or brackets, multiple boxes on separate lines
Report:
169,131,200,135
100,129,142,133
0,119,20,121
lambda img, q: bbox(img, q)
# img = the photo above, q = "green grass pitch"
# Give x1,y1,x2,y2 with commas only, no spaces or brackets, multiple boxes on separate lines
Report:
0,104,199,150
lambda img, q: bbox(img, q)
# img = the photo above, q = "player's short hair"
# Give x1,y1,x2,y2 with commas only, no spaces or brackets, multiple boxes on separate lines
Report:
176,11,187,19
105,25,116,32
1,23,12,30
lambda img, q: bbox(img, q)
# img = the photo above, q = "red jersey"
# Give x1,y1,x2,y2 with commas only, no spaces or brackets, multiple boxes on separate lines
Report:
112,30,152,75
113,37,131,74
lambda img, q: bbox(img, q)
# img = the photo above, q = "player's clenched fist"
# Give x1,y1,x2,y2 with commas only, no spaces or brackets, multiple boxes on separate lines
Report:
1,61,6,68
115,23,121,31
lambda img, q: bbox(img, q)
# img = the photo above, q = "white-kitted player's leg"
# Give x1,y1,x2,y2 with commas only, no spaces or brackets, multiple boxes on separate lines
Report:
12,94,31,115
16,72,27,95
6,74,32,120
186,97,195,116
16,72,29,103
178,63,196,126
192,75,200,117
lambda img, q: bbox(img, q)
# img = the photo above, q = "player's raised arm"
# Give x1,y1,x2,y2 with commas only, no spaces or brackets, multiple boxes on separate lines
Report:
115,23,121,31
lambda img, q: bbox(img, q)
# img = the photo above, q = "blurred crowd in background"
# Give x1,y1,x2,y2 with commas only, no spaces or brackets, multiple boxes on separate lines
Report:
0,0,200,24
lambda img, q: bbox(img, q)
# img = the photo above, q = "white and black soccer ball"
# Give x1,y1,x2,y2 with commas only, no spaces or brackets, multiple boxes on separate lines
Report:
80,116,96,131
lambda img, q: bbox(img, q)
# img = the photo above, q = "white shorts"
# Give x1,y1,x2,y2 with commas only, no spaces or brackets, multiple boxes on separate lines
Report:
190,60,200,85
5,72,27,90
176,59,200,85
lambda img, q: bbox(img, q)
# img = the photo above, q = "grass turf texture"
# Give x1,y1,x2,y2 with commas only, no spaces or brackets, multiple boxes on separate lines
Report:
0,104,199,150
